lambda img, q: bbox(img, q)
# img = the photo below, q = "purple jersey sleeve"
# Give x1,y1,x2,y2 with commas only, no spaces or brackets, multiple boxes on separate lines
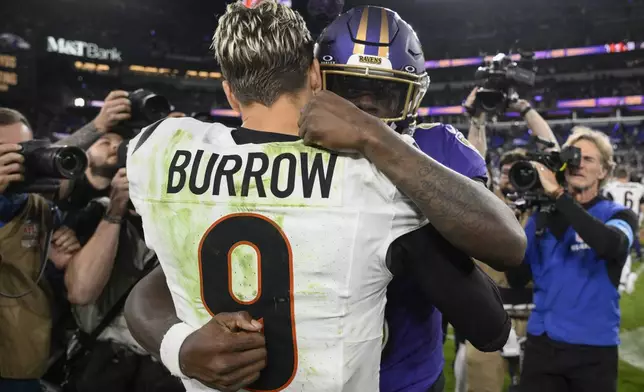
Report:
412,123,488,180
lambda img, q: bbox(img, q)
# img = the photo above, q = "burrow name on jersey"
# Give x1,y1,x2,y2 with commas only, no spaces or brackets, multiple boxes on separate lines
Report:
167,149,338,200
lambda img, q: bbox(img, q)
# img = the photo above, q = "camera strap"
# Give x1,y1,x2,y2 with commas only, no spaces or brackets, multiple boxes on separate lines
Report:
65,253,158,364
535,210,549,237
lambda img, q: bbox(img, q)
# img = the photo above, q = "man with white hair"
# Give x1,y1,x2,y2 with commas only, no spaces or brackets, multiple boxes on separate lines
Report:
508,126,638,392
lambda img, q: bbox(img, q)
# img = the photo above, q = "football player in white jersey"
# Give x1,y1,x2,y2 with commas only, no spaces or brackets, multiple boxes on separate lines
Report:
124,2,525,392
603,166,641,293
604,166,644,217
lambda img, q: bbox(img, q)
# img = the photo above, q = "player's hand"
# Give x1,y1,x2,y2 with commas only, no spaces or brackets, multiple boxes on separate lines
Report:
108,168,129,217
0,143,25,194
298,90,386,154
530,161,562,197
49,226,80,269
93,90,131,133
179,311,266,392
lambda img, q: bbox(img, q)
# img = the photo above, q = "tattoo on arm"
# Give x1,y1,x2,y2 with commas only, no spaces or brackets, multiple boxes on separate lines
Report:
54,122,101,150
365,125,525,267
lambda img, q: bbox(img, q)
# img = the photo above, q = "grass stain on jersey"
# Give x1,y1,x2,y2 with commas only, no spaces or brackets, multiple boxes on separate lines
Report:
230,244,260,302
150,129,215,322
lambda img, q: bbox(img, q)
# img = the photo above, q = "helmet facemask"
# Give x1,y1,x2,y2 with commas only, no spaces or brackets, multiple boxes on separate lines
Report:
320,63,429,123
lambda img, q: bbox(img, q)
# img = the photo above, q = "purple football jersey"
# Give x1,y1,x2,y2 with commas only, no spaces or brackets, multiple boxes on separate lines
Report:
379,123,487,392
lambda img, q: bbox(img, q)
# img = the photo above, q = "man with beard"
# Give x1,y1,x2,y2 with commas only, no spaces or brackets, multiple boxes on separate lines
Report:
56,111,185,391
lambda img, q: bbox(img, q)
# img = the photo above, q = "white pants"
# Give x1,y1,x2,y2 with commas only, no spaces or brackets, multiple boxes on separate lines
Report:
619,255,638,294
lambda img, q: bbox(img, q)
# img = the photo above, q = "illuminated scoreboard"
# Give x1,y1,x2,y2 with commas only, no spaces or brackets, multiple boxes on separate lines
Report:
0,49,35,103
0,54,18,92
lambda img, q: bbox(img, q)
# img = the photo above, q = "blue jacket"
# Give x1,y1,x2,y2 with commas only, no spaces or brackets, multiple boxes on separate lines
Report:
525,198,632,346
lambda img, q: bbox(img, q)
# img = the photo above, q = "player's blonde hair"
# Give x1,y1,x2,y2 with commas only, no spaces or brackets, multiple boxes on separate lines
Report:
563,126,615,187
211,0,314,107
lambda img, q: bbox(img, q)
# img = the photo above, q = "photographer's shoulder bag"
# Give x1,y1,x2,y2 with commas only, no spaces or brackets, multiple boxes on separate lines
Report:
0,194,56,379
59,252,166,392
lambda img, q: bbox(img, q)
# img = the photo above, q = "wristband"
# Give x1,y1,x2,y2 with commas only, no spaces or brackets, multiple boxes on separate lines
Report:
520,106,533,117
102,213,124,224
160,322,197,379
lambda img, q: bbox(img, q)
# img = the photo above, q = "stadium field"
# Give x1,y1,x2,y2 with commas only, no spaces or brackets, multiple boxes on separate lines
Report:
442,260,644,391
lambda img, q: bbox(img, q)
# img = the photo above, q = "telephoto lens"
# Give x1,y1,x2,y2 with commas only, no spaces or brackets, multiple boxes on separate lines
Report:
509,161,540,192
20,140,88,179
129,88,171,124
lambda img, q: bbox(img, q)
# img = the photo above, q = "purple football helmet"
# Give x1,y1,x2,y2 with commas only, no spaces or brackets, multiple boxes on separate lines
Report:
315,6,429,123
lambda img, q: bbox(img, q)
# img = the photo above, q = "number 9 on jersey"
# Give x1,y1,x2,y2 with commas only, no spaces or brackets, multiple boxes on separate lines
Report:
198,213,298,391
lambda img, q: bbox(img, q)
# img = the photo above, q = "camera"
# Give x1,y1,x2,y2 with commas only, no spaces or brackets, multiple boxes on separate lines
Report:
474,52,537,114
116,140,129,169
128,88,171,126
509,139,581,193
5,140,88,194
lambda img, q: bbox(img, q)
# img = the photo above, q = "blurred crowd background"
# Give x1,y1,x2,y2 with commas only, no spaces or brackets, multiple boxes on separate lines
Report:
2,0,644,391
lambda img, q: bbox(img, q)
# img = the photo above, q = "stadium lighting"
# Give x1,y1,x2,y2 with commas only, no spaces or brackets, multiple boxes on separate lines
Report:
74,97,85,107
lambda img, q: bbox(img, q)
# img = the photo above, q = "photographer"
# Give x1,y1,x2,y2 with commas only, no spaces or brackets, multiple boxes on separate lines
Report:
508,126,637,392
457,148,534,392
55,88,170,208
455,94,559,392
56,112,184,391
55,90,132,207
0,108,80,392
56,90,131,151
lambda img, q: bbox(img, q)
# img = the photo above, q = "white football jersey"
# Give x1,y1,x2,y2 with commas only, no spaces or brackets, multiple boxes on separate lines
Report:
603,181,644,216
127,118,428,392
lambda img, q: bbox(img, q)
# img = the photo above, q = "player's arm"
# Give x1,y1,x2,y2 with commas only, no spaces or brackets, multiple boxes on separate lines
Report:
124,266,267,392
125,266,180,360
361,126,525,269
364,136,527,270
299,91,526,269
389,224,511,352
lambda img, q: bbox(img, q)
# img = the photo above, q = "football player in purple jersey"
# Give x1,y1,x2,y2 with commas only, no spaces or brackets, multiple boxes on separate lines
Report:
314,6,498,392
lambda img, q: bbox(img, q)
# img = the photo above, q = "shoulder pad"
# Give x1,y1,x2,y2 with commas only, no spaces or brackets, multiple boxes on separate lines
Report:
131,118,166,154
131,117,227,154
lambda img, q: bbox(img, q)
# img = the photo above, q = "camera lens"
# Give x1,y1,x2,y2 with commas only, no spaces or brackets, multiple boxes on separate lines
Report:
509,161,540,192
476,89,506,112
142,94,171,122
53,147,89,179
59,155,76,171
